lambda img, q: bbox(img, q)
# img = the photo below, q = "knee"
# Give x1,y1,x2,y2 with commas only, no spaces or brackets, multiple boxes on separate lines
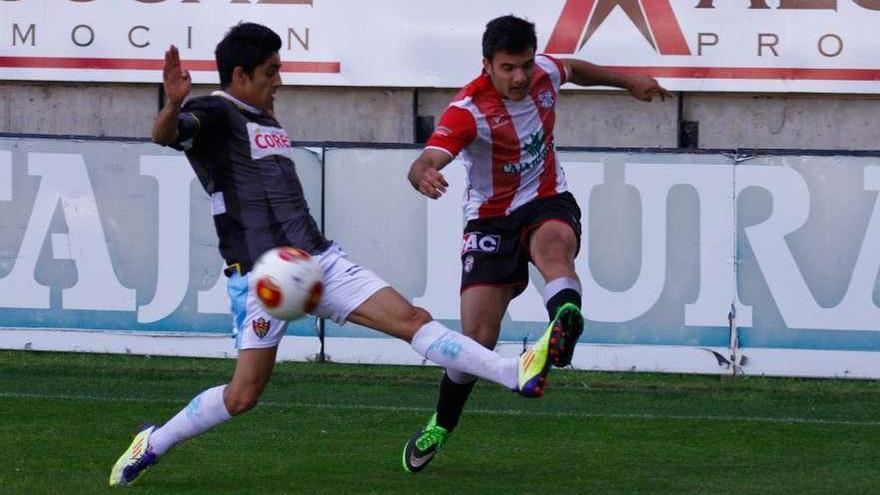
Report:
407,306,433,329
396,305,434,341
223,386,261,416
545,234,575,256
534,235,576,267
464,324,500,349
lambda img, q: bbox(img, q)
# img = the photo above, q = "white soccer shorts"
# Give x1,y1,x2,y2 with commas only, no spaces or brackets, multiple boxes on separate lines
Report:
229,242,389,350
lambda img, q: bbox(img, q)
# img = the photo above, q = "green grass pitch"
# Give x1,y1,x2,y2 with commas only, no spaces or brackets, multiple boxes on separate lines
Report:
1,350,879,494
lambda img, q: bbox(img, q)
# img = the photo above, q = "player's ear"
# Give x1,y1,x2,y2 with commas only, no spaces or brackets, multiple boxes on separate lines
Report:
231,66,248,87
482,57,491,75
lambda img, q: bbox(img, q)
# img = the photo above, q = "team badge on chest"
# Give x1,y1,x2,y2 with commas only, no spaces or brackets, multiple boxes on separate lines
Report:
538,90,555,109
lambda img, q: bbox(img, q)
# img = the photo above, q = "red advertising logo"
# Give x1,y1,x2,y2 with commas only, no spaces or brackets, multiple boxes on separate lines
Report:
546,0,690,55
543,0,880,83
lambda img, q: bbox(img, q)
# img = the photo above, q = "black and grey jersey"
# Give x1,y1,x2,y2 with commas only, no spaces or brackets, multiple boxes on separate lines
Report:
170,91,330,268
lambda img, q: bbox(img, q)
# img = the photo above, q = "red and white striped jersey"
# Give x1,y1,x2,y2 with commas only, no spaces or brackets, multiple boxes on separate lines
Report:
426,54,569,221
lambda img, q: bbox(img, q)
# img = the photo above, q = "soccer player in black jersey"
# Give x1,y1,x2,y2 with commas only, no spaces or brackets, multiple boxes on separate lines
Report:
109,22,573,487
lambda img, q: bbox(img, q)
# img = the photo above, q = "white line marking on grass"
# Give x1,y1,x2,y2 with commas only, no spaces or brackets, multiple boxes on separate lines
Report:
3,390,879,427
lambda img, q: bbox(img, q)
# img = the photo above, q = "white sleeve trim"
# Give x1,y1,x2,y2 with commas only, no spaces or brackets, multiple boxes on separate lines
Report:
424,146,455,159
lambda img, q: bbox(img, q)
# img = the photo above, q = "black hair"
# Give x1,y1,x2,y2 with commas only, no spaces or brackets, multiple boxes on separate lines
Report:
215,22,282,87
482,15,537,61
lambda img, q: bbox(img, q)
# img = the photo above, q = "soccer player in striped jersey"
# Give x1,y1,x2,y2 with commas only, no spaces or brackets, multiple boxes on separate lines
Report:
402,14,671,473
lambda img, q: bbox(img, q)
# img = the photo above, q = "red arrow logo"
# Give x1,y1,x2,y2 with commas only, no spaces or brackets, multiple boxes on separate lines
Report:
546,0,691,55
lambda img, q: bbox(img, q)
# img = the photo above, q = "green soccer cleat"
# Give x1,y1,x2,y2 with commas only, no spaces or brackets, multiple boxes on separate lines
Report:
402,413,449,473
109,424,159,487
548,302,584,367
516,322,557,398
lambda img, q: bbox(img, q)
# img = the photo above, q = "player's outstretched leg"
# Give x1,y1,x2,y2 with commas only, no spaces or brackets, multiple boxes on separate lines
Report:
410,319,554,398
348,287,556,397
108,425,159,487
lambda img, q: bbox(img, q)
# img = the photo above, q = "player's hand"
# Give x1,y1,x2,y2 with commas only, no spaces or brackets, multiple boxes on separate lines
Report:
163,45,192,107
414,166,449,199
625,74,673,102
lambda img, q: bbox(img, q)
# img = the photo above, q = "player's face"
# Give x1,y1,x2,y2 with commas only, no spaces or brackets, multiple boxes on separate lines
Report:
235,52,283,112
483,49,536,101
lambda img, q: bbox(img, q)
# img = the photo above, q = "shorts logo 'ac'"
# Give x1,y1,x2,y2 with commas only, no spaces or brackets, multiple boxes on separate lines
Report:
461,233,500,254
546,0,691,56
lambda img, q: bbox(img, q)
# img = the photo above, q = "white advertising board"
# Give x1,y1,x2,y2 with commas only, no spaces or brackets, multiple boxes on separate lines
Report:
3,137,880,377
1,0,878,92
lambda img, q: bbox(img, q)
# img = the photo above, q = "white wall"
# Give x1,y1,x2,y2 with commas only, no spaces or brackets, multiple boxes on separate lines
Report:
4,137,880,378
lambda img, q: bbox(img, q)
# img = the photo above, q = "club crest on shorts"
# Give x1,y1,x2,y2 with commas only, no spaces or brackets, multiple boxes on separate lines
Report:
463,255,475,273
252,317,271,338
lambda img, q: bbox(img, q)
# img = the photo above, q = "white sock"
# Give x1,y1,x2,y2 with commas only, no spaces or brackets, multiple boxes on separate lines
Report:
543,277,582,305
149,385,232,456
412,321,517,389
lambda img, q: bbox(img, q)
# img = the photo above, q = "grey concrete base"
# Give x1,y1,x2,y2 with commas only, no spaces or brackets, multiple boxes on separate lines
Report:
684,93,880,151
555,90,678,148
273,86,414,143
3,81,879,151
0,81,157,138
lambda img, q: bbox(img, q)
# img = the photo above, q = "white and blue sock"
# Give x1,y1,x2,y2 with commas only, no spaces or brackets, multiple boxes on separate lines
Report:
411,321,517,389
148,385,232,456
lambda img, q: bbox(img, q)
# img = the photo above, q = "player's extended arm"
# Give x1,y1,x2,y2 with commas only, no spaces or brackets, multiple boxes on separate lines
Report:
407,148,455,200
152,45,192,145
562,59,673,102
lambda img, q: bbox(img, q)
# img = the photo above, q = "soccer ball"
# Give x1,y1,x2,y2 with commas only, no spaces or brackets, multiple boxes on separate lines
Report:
251,247,324,320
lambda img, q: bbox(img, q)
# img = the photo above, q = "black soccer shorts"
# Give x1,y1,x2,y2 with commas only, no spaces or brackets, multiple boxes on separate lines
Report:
460,191,582,297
